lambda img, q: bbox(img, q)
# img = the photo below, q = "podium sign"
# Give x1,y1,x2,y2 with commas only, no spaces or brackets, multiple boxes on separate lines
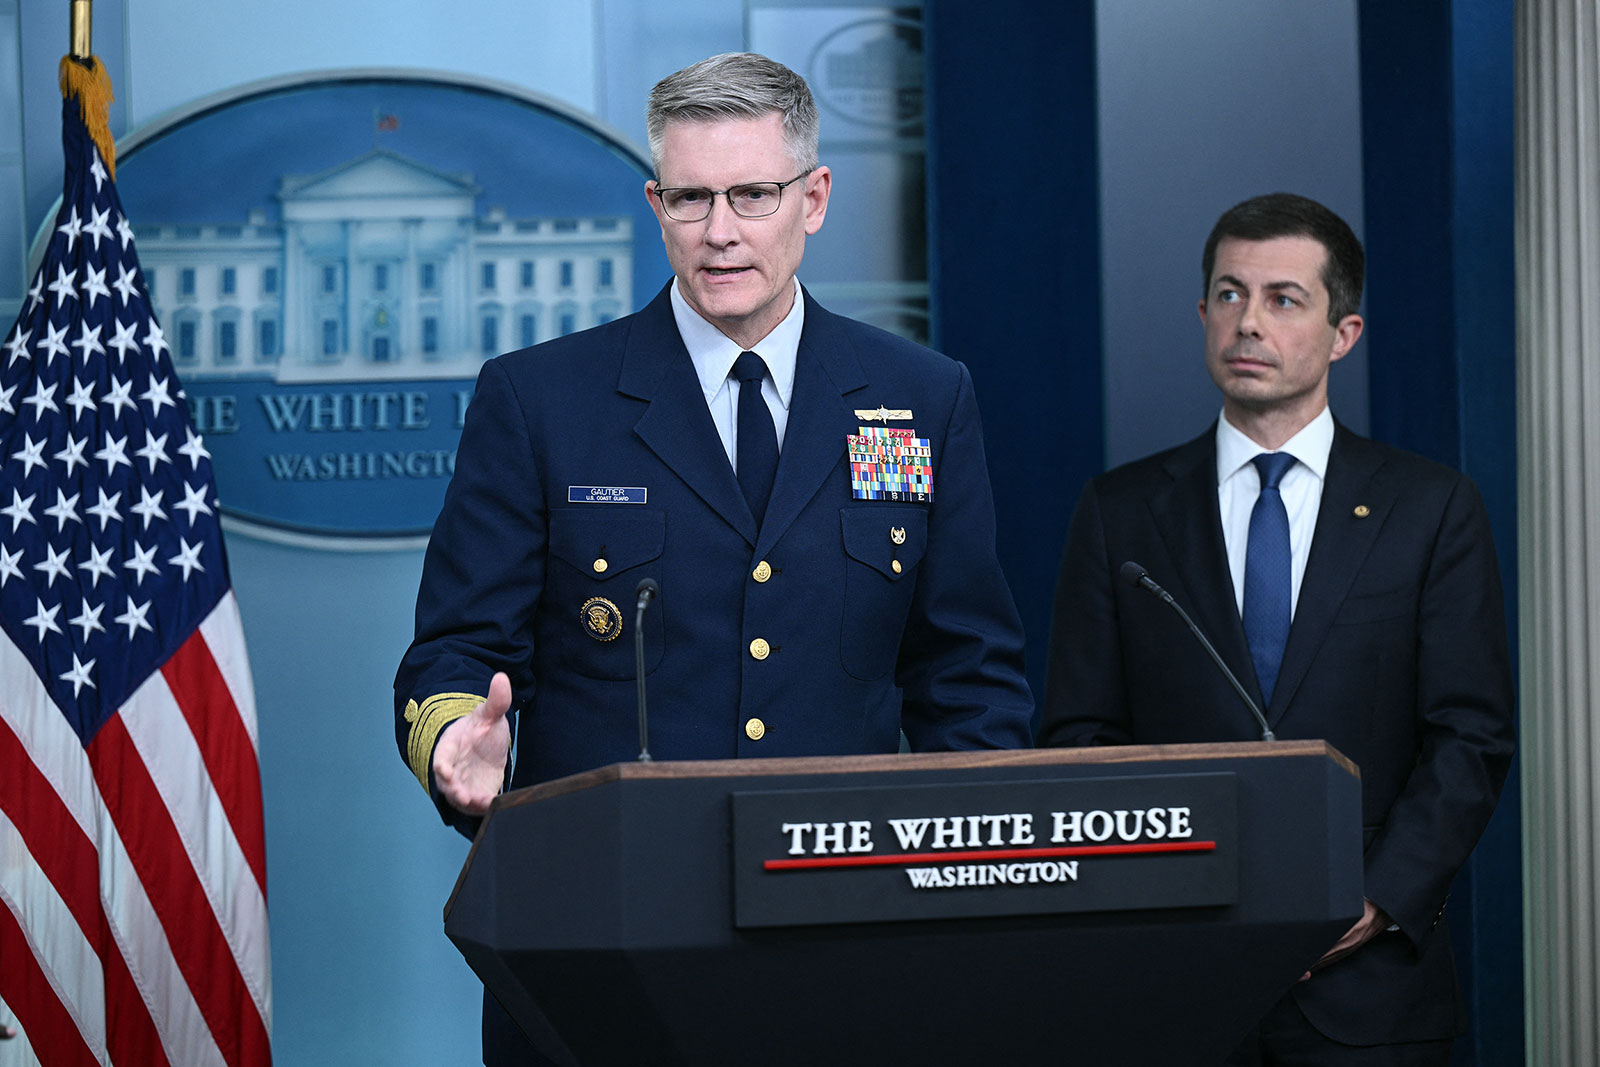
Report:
731,771,1238,927
445,742,1361,1066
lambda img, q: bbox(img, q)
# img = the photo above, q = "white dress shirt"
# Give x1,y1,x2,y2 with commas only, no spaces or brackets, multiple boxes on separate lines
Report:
670,276,803,473
1216,406,1335,619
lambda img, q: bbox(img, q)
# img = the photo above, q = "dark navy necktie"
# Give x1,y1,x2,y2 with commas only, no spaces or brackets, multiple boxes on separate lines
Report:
1243,451,1297,707
733,350,778,524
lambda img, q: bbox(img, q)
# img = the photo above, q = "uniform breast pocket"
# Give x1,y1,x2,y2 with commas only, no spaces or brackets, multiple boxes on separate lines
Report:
839,506,927,681
545,508,666,680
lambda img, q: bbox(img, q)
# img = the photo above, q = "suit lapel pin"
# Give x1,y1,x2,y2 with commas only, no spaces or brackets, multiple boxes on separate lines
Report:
1353,505,1371,518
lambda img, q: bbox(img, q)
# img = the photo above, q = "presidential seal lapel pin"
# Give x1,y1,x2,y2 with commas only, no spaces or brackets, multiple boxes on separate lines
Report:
580,596,623,641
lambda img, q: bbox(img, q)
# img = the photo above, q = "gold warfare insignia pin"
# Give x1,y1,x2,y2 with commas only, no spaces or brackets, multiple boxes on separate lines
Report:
580,596,623,642
853,406,914,423
890,526,907,545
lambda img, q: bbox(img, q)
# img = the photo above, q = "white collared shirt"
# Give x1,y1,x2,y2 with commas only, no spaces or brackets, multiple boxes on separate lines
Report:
670,276,803,472
1216,406,1335,618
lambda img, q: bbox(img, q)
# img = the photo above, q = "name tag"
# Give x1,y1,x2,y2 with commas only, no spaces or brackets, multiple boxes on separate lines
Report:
568,486,648,504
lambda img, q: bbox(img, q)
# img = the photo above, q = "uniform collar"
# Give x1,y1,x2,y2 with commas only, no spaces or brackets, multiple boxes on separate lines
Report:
671,276,802,412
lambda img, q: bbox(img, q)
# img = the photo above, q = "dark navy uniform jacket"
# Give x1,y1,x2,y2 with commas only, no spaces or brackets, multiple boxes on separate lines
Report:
395,283,1033,833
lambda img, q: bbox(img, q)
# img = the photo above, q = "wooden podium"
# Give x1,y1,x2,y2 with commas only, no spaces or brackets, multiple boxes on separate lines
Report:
445,742,1362,1066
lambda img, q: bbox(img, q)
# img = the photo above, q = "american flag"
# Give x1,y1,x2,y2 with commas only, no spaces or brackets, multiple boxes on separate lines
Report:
0,60,272,1065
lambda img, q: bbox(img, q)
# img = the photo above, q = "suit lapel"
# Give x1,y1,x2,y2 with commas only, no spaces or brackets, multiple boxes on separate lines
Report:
1147,429,1263,707
619,286,757,544
1268,424,1391,723
754,293,869,558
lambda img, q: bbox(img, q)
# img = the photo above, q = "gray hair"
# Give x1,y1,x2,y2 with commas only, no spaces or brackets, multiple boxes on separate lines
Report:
646,52,820,177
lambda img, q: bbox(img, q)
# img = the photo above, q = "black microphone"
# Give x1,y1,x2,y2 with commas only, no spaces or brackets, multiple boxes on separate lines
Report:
1119,561,1274,742
633,578,659,762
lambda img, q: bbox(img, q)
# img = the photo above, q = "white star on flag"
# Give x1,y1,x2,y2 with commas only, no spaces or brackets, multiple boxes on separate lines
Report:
12,433,48,476
101,373,135,417
47,262,78,305
23,597,63,640
114,596,153,638
69,599,105,641
58,651,97,695
3,327,29,365
23,378,60,418
38,320,71,365
112,265,140,306
81,263,110,306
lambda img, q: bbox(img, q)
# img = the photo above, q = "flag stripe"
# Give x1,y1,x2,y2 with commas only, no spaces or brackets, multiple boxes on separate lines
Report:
0,720,168,1065
0,733,170,1064
88,717,271,1067
198,594,260,752
160,631,268,892
94,803,226,1067
2,628,220,1066
0,808,107,1066
0,712,104,943
119,651,271,1018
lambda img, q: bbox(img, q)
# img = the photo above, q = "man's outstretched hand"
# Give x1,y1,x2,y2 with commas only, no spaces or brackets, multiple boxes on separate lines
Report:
431,672,512,815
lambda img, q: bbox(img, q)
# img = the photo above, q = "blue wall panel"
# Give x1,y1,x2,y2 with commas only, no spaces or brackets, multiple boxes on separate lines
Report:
925,0,1102,709
1358,2,1521,1063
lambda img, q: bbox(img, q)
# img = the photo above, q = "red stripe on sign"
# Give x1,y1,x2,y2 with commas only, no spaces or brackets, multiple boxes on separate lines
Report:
89,714,272,1067
0,896,102,1067
160,631,269,895
763,840,1218,870
0,717,171,1065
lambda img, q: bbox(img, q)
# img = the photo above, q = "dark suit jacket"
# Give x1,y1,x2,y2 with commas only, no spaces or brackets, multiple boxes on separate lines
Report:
396,282,1032,818
1038,422,1514,1047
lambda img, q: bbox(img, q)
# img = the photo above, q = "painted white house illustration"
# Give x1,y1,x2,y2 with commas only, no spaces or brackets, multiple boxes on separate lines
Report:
133,148,633,381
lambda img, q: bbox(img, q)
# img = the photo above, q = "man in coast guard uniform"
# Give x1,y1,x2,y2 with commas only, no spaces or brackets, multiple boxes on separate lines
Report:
1038,193,1515,1064
394,52,1032,1064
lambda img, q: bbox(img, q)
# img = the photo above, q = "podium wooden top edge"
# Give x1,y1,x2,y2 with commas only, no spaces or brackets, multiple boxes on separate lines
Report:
492,739,1356,811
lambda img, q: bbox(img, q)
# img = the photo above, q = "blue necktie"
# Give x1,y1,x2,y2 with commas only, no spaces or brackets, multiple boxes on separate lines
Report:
733,350,778,524
1243,452,1296,707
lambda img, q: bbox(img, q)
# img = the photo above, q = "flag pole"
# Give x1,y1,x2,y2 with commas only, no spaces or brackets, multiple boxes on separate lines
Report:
69,0,92,59
60,0,116,177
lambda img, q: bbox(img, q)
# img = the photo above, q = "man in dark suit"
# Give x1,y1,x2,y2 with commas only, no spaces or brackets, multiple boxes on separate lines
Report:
1038,193,1514,1065
395,52,1032,1064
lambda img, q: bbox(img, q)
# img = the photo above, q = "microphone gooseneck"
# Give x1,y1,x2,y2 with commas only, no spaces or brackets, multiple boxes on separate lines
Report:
634,578,659,762
1120,561,1275,742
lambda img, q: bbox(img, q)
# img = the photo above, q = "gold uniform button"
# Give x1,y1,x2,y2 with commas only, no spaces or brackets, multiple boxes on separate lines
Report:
752,560,772,583
593,558,608,573
745,717,766,741
1353,505,1371,518
749,638,771,660
891,559,903,574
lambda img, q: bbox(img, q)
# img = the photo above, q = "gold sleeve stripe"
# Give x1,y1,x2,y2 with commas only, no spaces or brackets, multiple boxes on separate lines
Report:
404,692,484,793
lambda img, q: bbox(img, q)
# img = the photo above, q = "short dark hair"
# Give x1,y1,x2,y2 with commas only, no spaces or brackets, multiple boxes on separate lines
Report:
1201,193,1364,325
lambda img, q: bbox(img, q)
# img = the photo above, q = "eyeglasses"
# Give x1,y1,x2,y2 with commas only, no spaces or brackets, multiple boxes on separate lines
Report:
651,172,813,221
